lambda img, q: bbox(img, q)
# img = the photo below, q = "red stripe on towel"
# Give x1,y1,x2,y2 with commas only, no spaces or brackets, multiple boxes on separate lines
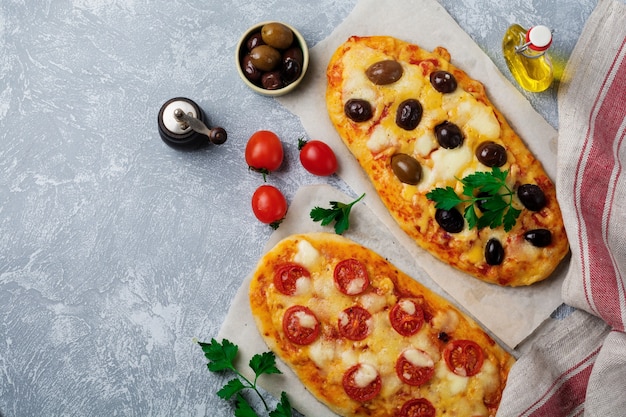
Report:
575,38,626,330
521,346,601,416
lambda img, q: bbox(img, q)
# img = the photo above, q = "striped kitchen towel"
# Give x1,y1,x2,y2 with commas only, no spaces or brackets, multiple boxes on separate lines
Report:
497,0,626,416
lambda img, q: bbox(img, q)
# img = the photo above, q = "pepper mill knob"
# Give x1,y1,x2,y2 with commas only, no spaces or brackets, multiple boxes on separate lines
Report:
157,97,227,149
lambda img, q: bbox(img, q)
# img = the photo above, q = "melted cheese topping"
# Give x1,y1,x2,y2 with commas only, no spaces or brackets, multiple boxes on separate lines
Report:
338,311,349,326
360,292,387,313
294,310,317,329
436,361,469,394
308,339,335,368
312,274,335,299
345,277,366,295
414,131,438,157
293,239,321,269
404,348,435,368
293,276,311,295
367,124,397,154
418,143,474,192
431,309,460,334
399,299,416,315
442,90,501,141
353,363,379,388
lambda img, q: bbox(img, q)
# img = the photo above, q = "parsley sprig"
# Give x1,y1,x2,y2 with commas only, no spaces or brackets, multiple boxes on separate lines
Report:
426,167,521,232
198,338,292,417
310,193,365,235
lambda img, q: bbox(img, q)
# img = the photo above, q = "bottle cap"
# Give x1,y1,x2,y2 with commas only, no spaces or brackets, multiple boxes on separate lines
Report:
526,25,552,52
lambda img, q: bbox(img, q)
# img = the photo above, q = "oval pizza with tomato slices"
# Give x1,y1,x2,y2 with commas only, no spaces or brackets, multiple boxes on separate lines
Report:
249,233,514,417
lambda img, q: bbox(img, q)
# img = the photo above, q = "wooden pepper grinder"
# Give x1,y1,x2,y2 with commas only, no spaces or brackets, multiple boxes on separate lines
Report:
157,97,227,149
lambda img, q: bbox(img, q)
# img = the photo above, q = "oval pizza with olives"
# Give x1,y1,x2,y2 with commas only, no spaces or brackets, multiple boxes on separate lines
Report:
249,233,514,417
326,36,569,286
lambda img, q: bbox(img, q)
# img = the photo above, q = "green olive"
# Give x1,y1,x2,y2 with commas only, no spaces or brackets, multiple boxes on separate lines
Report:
366,60,403,85
391,153,422,185
249,45,281,72
261,23,294,50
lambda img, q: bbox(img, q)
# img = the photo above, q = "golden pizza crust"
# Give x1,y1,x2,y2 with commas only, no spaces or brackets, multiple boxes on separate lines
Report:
249,232,514,417
326,36,569,286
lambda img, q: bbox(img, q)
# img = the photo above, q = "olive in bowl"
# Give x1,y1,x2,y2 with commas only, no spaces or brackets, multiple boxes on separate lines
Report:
236,21,309,96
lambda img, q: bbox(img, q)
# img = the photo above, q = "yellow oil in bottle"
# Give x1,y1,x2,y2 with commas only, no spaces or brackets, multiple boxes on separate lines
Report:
503,24,553,92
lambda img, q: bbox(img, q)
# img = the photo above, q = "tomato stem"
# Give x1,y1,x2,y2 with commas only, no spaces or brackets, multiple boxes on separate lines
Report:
297,137,308,150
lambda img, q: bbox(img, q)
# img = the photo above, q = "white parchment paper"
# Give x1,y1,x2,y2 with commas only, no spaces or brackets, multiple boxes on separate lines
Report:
219,0,567,414
275,0,566,349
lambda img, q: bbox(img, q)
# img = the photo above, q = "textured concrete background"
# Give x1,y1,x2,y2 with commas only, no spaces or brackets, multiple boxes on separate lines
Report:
0,0,598,416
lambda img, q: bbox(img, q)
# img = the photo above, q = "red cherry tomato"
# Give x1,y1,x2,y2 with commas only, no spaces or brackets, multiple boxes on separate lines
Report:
443,339,485,377
246,130,284,177
274,263,310,295
389,299,425,337
398,398,436,417
282,305,320,345
338,306,372,341
298,139,338,176
342,363,382,402
395,349,435,386
333,258,369,295
251,185,287,227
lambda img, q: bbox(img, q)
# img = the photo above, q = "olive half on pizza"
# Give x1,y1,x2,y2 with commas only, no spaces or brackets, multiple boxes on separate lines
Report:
326,36,569,286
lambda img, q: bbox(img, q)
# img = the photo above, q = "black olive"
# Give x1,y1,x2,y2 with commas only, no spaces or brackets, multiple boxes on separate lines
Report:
391,153,422,185
476,191,491,213
438,332,450,342
344,99,373,122
435,121,464,149
365,60,403,85
485,238,504,265
476,141,507,167
246,32,265,51
282,46,303,63
524,229,552,247
282,47,303,84
435,208,464,233
282,59,301,84
430,70,457,93
261,71,283,90
396,99,423,131
517,184,547,211
241,55,262,83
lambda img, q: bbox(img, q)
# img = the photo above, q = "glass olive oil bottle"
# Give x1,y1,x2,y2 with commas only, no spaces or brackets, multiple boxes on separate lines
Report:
503,24,553,92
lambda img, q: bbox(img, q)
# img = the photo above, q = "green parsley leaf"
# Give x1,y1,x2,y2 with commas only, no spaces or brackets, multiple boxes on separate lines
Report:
310,193,365,235
463,204,479,230
503,206,522,231
309,206,337,227
249,351,281,381
426,167,521,232
477,206,503,229
462,170,506,195
459,170,494,189
426,186,463,210
198,338,293,416
234,394,259,417
217,378,246,400
481,193,508,212
199,338,238,373
269,392,292,417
